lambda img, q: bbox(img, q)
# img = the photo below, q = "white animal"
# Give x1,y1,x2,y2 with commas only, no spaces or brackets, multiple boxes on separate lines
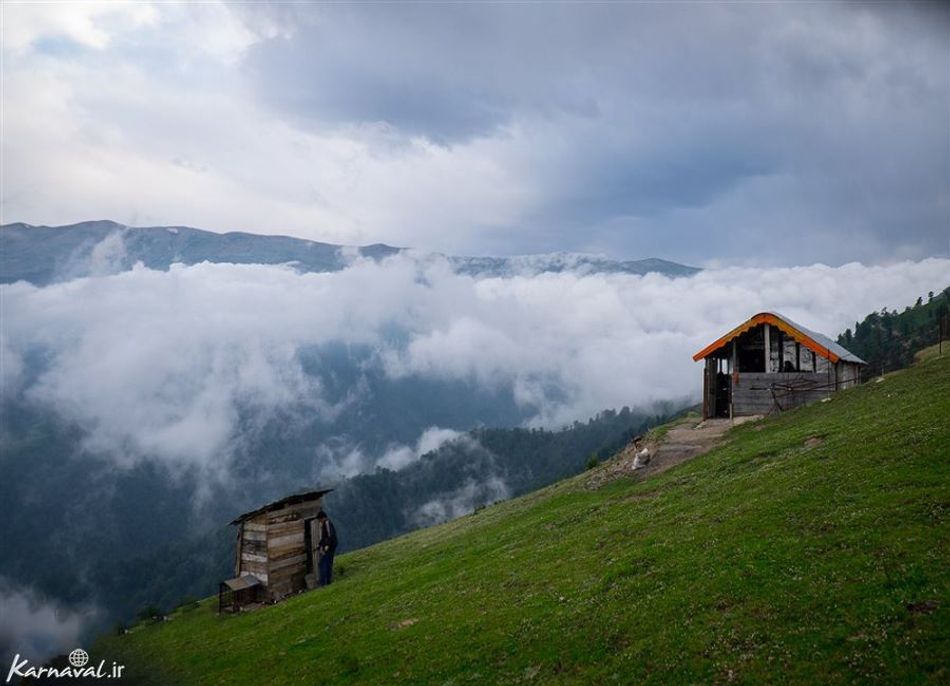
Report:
632,448,651,470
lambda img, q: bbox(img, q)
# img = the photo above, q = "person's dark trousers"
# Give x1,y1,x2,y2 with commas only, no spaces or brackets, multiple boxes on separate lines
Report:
318,551,334,586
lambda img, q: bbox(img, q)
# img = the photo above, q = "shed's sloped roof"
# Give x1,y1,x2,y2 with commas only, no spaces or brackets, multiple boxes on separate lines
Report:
692,312,866,365
229,488,333,525
221,575,262,591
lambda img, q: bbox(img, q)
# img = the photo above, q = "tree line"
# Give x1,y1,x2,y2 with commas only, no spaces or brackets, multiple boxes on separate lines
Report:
838,286,950,378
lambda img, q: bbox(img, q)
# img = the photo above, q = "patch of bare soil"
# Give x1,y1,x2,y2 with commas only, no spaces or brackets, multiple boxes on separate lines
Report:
587,415,761,489
906,600,939,615
391,618,418,630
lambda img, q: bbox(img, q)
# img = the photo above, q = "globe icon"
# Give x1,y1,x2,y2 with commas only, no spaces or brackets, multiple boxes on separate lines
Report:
68,649,89,668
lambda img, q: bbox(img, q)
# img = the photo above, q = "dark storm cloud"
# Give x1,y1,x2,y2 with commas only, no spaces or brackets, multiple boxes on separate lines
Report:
4,2,947,264
241,2,949,264
243,3,610,141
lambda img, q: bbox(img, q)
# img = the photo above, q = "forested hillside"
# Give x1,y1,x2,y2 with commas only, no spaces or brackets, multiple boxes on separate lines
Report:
0,402,678,650
838,286,949,377
330,405,674,550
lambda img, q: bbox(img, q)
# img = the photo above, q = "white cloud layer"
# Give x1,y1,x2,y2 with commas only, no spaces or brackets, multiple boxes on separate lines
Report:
0,583,90,663
377,427,464,471
411,476,511,528
1,2,158,53
2,247,946,476
316,427,469,481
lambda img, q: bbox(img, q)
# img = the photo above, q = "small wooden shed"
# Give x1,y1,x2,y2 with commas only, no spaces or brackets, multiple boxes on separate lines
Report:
218,574,265,613
226,488,333,605
693,312,865,419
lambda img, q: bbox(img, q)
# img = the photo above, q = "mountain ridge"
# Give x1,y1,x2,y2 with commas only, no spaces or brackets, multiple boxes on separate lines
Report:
0,220,700,285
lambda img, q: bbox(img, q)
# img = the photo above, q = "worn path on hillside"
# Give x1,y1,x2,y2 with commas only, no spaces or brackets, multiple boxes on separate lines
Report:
589,415,760,487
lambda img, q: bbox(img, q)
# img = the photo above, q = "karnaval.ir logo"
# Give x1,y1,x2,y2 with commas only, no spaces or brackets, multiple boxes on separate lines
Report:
68,649,89,668
6,648,125,682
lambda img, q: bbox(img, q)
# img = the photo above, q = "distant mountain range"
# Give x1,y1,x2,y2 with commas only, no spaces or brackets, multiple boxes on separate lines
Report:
0,220,699,285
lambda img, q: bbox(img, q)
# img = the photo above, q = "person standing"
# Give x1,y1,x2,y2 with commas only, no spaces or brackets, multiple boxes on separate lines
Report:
316,511,338,586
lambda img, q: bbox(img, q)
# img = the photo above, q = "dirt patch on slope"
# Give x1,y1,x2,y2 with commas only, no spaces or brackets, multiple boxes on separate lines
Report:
587,415,761,488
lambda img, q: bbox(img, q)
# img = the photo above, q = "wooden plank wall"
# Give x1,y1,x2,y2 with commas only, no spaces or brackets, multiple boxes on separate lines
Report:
238,519,269,585
835,362,861,389
266,517,306,599
732,372,833,415
235,497,325,600
265,499,324,600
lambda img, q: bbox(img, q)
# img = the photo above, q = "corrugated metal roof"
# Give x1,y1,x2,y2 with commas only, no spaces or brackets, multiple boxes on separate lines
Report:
229,488,333,525
765,312,866,364
692,311,866,365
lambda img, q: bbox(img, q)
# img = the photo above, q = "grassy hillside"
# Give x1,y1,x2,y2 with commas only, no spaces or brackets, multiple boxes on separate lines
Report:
98,352,950,685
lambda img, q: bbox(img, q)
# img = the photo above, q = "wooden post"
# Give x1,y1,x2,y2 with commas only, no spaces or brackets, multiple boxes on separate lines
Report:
702,359,709,420
778,330,784,371
234,526,243,577
763,323,771,373
730,340,737,419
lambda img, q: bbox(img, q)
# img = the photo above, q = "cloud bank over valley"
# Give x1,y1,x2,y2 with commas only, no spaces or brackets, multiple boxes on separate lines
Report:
3,239,946,479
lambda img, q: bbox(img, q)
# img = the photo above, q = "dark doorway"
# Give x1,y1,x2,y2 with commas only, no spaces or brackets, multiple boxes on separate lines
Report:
737,326,766,373
715,372,731,418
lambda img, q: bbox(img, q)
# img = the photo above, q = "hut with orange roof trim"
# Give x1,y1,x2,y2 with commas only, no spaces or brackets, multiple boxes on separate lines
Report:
693,312,866,419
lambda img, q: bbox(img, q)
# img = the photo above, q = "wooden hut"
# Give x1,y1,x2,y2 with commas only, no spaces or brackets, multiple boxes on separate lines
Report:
222,488,332,608
693,312,865,419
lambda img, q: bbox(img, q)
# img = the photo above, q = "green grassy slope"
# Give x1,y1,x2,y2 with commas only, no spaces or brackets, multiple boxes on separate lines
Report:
100,353,950,685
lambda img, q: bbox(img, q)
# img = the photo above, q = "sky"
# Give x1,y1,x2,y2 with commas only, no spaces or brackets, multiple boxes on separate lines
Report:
2,1,948,266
